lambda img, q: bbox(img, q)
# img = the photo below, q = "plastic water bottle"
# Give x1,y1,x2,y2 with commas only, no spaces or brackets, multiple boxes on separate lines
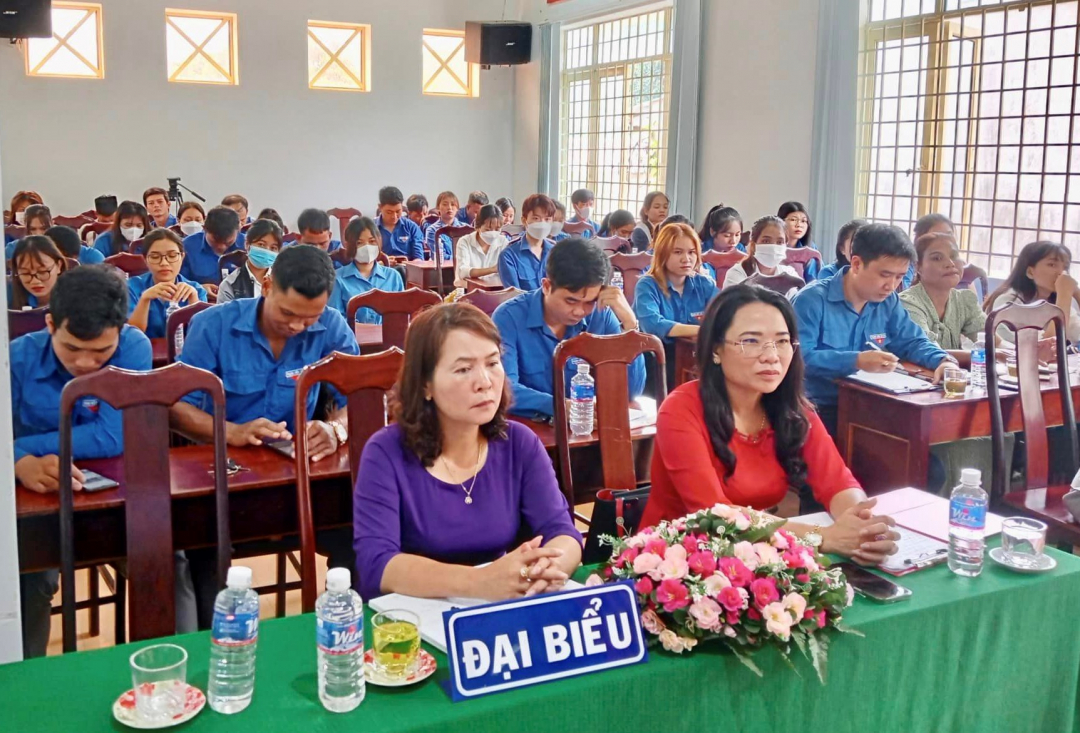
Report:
316,568,365,713
948,468,988,577
569,362,596,437
611,269,624,291
165,300,184,355
208,566,260,714
970,345,986,389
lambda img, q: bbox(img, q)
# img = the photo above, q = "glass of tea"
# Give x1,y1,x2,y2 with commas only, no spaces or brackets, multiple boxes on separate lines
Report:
943,366,969,399
371,610,421,679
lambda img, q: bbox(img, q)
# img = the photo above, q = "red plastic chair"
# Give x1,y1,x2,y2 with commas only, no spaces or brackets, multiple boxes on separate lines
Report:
458,287,524,316
346,287,441,346
609,252,653,306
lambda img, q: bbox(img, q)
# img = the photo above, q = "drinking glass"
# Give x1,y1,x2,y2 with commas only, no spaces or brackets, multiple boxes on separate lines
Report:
130,644,188,721
942,366,969,399
1001,517,1047,569
371,610,421,679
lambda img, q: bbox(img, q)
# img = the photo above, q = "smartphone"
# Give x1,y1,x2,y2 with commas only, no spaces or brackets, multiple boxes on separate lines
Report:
265,439,296,460
81,469,119,493
836,562,912,604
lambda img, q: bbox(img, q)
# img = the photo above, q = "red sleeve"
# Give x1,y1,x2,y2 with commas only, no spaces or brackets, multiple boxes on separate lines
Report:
803,408,860,510
654,388,732,510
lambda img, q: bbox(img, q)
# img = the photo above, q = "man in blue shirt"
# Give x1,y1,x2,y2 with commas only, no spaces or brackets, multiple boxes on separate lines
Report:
406,193,429,234
292,208,344,268
10,266,156,656
180,205,245,298
793,223,954,438
456,190,488,227
423,191,459,262
498,193,557,291
143,186,177,229
375,186,424,260
567,188,600,238
493,237,645,419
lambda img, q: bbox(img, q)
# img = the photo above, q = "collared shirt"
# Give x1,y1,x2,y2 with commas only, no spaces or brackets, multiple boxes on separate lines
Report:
180,230,246,284
217,262,264,304
455,211,475,227
566,215,600,238
792,266,948,408
497,234,553,292
899,282,986,350
79,246,105,265
375,216,424,260
126,272,208,338
633,273,718,343
455,231,507,286
10,325,153,462
153,214,178,228
283,239,345,269
329,262,404,324
816,261,844,282
491,289,646,418
178,297,359,431
5,280,40,309
422,219,457,262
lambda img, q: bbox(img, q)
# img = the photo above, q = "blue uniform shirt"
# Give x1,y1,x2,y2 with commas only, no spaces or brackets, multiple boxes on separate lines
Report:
329,262,404,324
126,272,209,338
178,297,360,431
423,220,457,262
284,239,345,269
180,230,246,284
497,235,554,292
816,261,844,282
491,289,646,418
376,216,424,260
791,241,821,281
10,325,153,463
92,231,130,257
79,246,105,265
6,280,39,308
792,266,948,408
632,273,718,343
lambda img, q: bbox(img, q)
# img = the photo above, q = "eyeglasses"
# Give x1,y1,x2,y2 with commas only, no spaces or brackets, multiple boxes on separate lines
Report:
725,338,799,358
17,264,57,282
785,217,809,226
147,251,182,264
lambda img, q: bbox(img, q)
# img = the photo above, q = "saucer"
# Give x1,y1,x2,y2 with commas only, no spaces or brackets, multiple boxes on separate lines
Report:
989,546,1057,574
363,648,437,687
113,683,205,729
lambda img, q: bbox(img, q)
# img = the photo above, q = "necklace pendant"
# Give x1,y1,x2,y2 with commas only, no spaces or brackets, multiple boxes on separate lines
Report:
464,496,473,505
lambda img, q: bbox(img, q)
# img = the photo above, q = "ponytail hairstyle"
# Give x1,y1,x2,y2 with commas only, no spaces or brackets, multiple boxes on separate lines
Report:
698,206,744,252
741,215,788,276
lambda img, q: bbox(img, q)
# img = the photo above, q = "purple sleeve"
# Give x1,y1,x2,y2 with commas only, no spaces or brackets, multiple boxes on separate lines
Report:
352,432,405,601
514,425,584,548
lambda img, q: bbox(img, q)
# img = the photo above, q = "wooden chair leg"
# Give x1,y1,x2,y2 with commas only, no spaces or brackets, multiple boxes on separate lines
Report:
88,566,100,637
275,553,287,618
113,566,127,645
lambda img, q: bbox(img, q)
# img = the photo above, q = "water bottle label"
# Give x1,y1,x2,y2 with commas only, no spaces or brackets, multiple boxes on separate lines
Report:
212,609,258,646
317,618,363,655
570,383,595,400
949,497,987,530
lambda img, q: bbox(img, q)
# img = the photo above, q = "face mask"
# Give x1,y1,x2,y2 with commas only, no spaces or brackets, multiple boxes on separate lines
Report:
755,244,787,269
479,230,501,246
13,211,25,225
526,222,553,240
247,246,278,269
355,244,380,264
180,221,203,236
121,226,144,242
549,221,565,237
578,206,592,221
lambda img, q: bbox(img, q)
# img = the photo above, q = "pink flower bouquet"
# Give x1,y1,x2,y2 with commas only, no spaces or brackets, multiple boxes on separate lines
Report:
593,503,857,682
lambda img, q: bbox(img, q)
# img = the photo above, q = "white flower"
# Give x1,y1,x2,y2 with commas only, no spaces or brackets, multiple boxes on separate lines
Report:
703,573,731,597
782,592,807,620
761,602,793,641
733,541,760,570
752,542,781,566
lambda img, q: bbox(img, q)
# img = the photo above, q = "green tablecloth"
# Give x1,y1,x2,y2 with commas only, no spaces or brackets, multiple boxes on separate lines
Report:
3,552,1080,733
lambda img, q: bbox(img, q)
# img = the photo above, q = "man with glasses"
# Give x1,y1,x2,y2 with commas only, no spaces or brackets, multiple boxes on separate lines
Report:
181,205,246,298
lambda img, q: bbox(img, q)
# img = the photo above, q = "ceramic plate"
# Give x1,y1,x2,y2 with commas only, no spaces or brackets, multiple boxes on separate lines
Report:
363,648,437,687
989,546,1057,574
113,683,205,729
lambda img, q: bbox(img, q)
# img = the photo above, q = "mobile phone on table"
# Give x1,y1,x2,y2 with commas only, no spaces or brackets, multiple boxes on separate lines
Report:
265,439,296,460
836,562,912,604
80,469,119,493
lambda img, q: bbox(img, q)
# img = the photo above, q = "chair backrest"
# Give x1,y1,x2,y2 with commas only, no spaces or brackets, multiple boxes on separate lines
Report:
327,207,362,241
53,215,90,229
701,249,747,286
986,301,1078,499
283,232,302,244
959,263,990,303
782,247,822,279
595,236,630,255
345,287,441,345
293,347,404,611
80,221,111,244
435,225,474,272
552,331,666,518
166,301,214,363
64,257,79,270
609,252,653,305
218,249,248,273
8,306,49,340
127,237,146,255
562,221,591,236
5,225,26,241
501,224,524,237
423,213,440,226
744,271,805,297
104,252,148,276
458,287,524,316
58,363,231,651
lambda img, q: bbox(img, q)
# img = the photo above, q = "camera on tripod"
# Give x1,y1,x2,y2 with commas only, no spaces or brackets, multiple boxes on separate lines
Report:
167,177,182,203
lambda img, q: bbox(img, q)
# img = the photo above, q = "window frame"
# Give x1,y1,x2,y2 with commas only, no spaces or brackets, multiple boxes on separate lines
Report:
307,19,372,93
24,1,104,80
165,8,239,86
421,28,479,98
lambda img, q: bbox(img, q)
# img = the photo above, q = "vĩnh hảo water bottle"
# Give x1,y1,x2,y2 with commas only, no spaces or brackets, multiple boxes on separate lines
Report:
316,567,365,713
969,345,986,389
208,565,260,714
948,468,988,577
165,300,184,355
569,362,596,437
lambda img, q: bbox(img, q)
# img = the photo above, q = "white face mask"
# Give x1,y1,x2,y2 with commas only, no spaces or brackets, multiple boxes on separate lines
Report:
526,222,553,240
578,206,592,221
479,230,501,246
13,211,25,225
355,244,380,264
180,221,203,236
755,244,787,269
549,221,564,237
121,226,144,242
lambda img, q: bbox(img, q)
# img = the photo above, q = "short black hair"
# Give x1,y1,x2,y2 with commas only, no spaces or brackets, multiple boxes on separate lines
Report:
467,191,489,206
50,266,129,340
571,189,594,205
297,208,331,234
476,204,502,229
256,208,284,229
406,194,428,213
45,225,82,258
94,195,118,216
545,237,610,291
378,187,404,207
204,205,241,240
270,245,336,299
245,219,283,248
851,223,916,265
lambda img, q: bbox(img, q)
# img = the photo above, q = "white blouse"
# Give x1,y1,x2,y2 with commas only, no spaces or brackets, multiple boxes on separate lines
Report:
455,231,508,287
991,288,1080,344
723,261,803,299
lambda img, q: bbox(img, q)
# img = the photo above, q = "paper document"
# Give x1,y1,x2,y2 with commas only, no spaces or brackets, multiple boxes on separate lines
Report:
629,397,657,429
793,511,948,574
846,370,939,394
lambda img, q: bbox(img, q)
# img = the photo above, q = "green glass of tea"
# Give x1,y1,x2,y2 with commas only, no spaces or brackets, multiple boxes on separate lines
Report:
371,610,421,679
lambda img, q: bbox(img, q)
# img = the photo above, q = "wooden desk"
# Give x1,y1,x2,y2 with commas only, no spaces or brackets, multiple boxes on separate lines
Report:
675,336,697,387
405,260,454,295
353,323,384,355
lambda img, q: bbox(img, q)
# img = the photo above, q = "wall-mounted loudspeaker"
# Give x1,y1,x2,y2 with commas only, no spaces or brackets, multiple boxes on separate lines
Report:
464,21,532,67
0,0,51,39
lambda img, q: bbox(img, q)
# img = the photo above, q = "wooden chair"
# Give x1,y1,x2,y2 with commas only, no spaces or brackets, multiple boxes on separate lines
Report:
346,287,441,346
433,225,474,284
552,331,666,523
328,208,362,241
104,252,148,276
782,247,822,279
458,287,524,316
64,257,79,270
283,232,302,244
595,236,631,255
744,272,806,297
127,237,147,255
465,277,504,293
960,263,990,303
8,306,49,340
562,221,591,237
292,348,404,611
80,221,111,244
701,249,747,287
609,252,653,306
53,215,91,229
423,213,440,227
218,249,248,273
58,363,231,651
5,225,26,241
166,301,213,363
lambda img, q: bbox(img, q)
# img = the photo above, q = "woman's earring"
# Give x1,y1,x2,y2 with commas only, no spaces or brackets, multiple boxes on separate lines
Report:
712,354,722,366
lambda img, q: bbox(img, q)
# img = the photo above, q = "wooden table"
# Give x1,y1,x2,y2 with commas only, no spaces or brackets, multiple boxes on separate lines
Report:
405,259,455,295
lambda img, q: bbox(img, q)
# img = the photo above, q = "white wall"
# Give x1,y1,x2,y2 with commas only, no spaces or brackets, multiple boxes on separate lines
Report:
0,0,517,226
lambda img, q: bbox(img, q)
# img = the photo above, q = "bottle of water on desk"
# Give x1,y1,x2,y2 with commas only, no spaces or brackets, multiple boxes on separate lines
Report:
165,300,184,355
316,568,365,713
569,362,596,437
948,468,988,577
208,566,260,714
611,269,624,292
970,345,986,389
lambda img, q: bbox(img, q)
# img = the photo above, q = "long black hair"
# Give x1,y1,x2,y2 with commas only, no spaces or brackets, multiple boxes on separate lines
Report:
109,200,151,254
834,218,866,269
984,240,1071,313
697,285,810,492
777,201,812,248
697,205,742,250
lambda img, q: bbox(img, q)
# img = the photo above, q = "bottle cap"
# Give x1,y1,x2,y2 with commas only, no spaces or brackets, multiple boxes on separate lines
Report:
326,567,351,592
960,468,982,485
226,565,253,589
576,362,590,375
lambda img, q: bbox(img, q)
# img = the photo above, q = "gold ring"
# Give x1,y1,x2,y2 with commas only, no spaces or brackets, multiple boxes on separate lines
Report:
519,565,530,581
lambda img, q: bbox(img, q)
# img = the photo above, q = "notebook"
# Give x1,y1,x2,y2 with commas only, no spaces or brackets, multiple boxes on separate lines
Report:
845,370,940,394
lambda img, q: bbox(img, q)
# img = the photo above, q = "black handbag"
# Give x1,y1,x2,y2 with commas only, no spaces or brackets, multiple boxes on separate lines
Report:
582,486,651,565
